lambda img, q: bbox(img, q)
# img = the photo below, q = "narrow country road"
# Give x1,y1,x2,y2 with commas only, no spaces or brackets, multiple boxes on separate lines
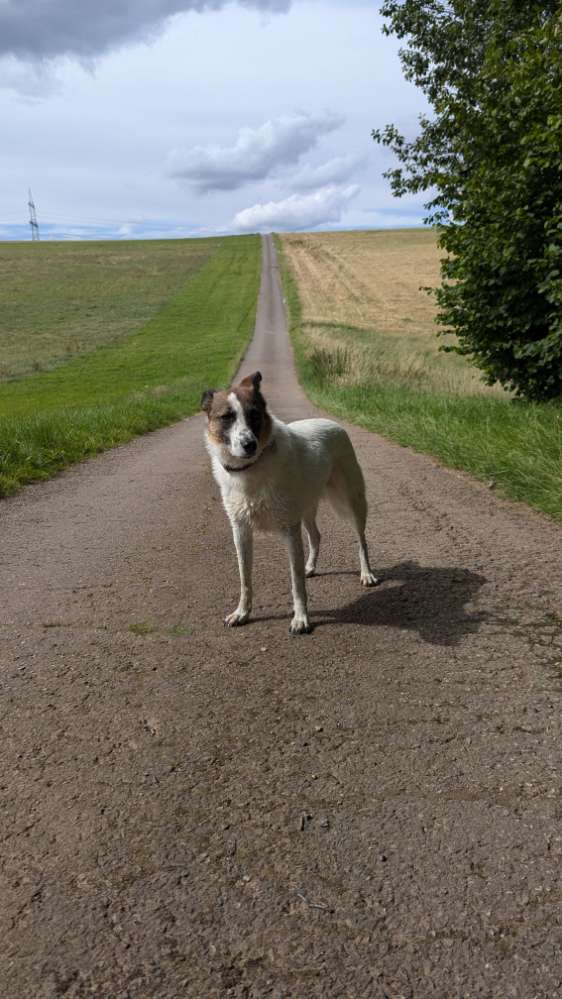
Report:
1,236,561,998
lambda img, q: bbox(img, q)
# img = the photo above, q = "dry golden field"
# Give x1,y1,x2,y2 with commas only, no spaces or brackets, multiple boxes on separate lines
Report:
280,229,505,397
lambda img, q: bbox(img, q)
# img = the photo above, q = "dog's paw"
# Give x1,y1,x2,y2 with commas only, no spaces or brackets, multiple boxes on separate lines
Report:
361,571,380,587
224,609,250,628
305,564,317,578
289,615,312,636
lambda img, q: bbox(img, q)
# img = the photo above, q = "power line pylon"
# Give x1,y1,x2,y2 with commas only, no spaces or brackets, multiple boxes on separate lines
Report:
28,188,40,241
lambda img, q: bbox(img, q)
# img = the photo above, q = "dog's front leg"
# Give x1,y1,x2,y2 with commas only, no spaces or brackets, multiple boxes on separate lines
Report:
285,524,311,635
224,519,253,628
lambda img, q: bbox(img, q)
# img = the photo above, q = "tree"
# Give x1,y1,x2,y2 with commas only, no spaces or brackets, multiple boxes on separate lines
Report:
373,1,562,400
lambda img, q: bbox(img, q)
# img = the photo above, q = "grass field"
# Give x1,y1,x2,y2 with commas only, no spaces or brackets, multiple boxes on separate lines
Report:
0,239,214,381
278,230,561,521
0,235,261,496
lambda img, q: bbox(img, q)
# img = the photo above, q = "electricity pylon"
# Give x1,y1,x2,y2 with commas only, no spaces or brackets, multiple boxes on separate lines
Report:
28,188,40,241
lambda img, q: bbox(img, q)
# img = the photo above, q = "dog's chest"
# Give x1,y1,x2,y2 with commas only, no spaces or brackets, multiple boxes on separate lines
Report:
220,476,291,531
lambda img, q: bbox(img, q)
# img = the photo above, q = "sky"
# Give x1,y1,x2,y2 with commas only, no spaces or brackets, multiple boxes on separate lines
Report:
0,1,428,241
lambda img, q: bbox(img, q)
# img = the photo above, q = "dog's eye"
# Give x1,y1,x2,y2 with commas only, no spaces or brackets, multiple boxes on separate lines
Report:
221,412,235,424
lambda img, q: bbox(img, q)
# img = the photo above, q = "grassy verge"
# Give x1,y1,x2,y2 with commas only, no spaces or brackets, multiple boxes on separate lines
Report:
277,235,561,522
0,235,261,496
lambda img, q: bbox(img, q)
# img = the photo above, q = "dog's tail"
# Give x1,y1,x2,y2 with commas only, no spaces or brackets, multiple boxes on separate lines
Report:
326,433,368,531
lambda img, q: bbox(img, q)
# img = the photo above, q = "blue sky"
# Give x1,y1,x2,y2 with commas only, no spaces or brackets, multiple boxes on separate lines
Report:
0,1,428,240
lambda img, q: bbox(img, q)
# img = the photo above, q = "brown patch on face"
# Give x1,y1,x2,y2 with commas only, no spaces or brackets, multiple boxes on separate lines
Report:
201,389,236,445
232,373,271,448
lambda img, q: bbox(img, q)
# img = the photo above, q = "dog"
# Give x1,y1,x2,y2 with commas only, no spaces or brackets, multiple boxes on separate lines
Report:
201,371,378,635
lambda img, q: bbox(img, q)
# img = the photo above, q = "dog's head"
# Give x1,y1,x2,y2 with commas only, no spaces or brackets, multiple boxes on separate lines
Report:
201,371,272,468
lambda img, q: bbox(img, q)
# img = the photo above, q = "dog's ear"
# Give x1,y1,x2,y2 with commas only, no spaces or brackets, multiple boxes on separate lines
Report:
240,371,262,392
200,389,215,414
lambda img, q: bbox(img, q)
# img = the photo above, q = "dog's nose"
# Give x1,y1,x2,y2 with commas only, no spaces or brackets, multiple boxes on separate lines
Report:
243,439,257,456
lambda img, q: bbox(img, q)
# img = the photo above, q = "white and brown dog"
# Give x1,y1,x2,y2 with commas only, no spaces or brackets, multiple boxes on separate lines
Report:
201,371,378,635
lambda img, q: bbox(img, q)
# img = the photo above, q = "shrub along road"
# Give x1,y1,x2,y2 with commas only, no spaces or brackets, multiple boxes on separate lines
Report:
1,236,561,997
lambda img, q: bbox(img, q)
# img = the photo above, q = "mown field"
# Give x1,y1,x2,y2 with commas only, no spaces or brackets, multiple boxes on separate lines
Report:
0,236,261,495
278,230,561,521
0,239,215,381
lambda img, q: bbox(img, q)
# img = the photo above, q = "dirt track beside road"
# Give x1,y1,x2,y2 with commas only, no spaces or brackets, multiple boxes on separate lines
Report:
1,235,561,998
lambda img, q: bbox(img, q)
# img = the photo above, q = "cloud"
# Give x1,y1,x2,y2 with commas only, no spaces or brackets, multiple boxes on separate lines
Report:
0,1,292,63
0,54,62,97
167,111,344,192
232,183,360,233
289,155,363,191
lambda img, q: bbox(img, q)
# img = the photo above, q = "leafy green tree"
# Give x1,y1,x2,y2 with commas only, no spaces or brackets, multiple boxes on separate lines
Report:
373,1,562,400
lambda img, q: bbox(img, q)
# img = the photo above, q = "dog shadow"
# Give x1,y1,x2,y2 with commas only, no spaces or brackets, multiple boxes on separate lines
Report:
313,560,486,647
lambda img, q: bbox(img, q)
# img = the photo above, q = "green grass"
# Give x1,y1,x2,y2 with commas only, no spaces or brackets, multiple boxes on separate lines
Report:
128,622,192,637
300,320,508,397
0,235,261,496
0,238,215,380
128,622,157,636
277,236,561,522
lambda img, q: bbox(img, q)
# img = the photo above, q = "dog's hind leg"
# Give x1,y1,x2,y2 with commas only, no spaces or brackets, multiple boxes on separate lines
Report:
356,529,379,588
224,520,253,627
327,449,379,588
303,510,321,578
284,524,312,635
350,493,379,588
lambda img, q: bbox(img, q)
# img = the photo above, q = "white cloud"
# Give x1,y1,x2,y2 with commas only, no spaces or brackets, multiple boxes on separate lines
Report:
232,183,360,232
0,3,430,240
0,54,62,98
289,154,362,191
167,110,344,192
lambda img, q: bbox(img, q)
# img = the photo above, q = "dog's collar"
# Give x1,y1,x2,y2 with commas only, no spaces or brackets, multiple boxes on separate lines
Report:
221,436,275,474
222,460,256,473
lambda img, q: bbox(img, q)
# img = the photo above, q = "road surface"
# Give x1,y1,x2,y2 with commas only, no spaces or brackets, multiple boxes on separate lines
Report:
1,235,561,997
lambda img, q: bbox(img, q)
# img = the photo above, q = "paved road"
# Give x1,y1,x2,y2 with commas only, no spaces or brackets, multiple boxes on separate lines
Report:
1,236,561,998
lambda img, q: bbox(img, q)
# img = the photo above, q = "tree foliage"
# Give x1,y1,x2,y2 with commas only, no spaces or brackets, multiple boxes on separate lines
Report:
373,1,562,400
